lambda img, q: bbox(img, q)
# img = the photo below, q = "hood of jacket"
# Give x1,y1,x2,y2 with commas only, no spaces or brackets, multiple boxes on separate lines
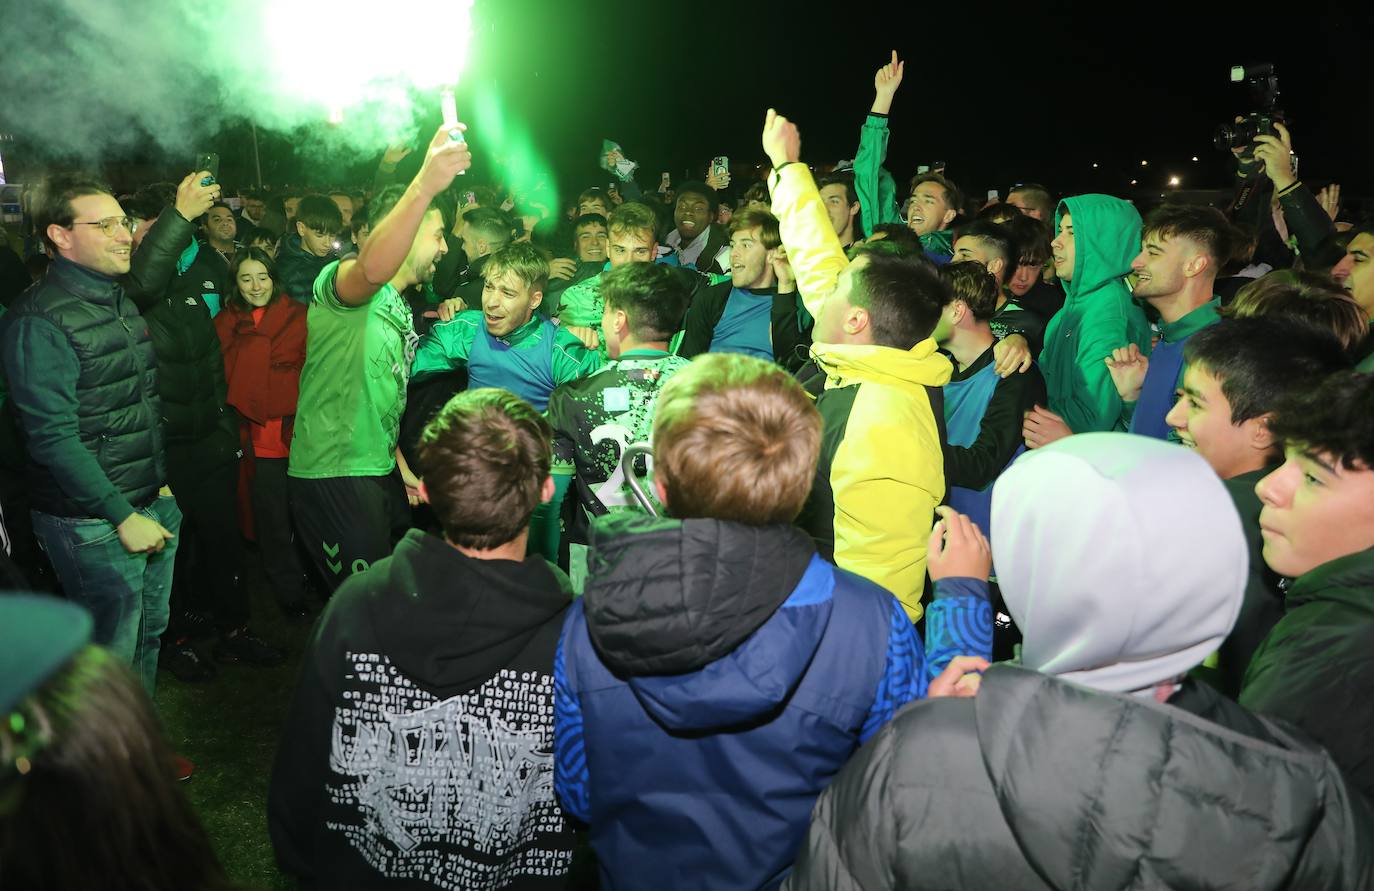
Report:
1055,194,1142,303
582,512,827,731
813,336,952,395
973,664,1367,890
991,433,1246,694
364,529,571,696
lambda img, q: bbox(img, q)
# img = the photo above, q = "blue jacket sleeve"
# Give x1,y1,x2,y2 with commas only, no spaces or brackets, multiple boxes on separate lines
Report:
552,614,592,822
924,577,995,676
858,596,924,743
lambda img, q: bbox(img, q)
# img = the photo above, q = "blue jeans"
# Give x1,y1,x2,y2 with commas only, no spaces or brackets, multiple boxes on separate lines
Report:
32,496,182,696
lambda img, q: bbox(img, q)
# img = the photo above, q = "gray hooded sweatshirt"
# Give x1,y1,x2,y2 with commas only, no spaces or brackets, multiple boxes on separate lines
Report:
992,432,1247,695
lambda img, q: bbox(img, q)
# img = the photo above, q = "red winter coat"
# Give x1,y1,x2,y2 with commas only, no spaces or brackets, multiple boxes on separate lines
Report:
213,294,307,537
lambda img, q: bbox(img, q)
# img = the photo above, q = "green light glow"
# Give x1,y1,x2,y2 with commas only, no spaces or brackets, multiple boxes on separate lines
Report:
263,0,475,116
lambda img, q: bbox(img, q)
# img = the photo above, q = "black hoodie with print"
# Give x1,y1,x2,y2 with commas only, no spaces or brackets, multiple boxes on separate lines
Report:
268,529,576,890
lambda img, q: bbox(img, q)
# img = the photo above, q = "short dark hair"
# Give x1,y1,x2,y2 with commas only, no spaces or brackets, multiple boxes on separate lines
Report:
977,203,1022,224
226,246,279,312
34,173,113,252
417,389,553,549
1004,214,1052,266
940,261,1001,321
577,187,612,211
463,207,514,249
675,181,718,215
1184,317,1350,424
601,263,690,342
1141,203,1236,267
817,171,861,233
123,182,177,222
742,181,770,206
201,201,234,225
294,195,343,235
909,172,964,219
727,208,781,251
850,253,950,349
816,172,858,207
953,220,1015,276
1007,183,1054,219
863,224,924,256
368,184,407,228
573,213,608,234
1269,370,1374,471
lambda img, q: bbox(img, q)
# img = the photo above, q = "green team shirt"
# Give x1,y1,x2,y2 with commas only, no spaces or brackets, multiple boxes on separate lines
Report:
288,261,418,479
556,272,605,327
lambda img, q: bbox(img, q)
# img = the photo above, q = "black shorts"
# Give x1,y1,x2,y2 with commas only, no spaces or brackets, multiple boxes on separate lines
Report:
288,473,410,593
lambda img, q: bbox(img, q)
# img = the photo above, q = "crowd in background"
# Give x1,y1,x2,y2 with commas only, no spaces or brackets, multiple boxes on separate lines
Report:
1,48,1373,891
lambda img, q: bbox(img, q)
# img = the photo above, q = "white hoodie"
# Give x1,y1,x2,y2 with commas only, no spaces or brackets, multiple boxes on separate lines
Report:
991,433,1247,695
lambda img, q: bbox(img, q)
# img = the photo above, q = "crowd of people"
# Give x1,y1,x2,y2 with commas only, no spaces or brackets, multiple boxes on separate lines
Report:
1,48,1373,890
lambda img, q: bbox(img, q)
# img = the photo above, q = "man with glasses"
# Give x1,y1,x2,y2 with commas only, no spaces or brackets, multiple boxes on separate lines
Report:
277,194,343,303
0,173,196,699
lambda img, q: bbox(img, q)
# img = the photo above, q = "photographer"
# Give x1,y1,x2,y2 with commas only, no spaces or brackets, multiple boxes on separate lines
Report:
1251,122,1344,270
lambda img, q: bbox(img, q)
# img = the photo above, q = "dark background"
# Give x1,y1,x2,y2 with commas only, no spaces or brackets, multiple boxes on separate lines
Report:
2,0,1370,204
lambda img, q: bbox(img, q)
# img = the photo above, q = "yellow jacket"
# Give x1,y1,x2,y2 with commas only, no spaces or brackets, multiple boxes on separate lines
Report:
771,163,951,620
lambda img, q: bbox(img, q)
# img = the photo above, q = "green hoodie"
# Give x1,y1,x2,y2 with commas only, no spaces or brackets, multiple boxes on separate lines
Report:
1041,195,1151,433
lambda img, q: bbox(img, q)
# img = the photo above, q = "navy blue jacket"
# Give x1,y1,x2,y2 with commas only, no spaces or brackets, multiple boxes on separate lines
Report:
553,515,992,890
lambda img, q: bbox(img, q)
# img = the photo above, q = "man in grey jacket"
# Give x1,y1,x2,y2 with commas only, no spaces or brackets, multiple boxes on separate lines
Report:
784,434,1374,890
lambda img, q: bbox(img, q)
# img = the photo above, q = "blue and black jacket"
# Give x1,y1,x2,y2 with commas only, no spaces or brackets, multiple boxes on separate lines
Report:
553,514,993,890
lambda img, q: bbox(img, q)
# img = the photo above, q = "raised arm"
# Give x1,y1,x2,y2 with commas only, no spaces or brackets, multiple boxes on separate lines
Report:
853,52,908,238
763,110,848,319
335,125,472,306
123,171,217,311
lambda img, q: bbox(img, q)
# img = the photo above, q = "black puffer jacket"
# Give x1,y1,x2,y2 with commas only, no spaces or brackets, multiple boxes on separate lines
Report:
785,665,1374,891
276,233,334,304
125,214,238,467
0,259,164,523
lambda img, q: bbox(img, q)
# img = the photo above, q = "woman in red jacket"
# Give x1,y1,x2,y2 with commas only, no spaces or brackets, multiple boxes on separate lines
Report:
215,247,311,618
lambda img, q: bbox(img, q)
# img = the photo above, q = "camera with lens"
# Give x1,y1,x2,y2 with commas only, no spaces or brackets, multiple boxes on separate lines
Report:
1213,63,1284,156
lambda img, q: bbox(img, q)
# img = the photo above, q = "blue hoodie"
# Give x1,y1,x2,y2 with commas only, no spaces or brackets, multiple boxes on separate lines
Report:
553,515,992,890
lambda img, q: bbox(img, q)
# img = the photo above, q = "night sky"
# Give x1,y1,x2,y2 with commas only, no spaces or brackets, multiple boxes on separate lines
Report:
470,0,1372,201
4,0,1371,203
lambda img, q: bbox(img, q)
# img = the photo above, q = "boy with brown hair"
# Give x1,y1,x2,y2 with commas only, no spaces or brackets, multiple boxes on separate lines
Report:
678,207,814,371
271,388,576,890
552,353,993,891
411,240,602,411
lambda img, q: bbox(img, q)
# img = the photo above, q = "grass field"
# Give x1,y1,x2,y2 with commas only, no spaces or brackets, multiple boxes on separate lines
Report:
153,552,600,891
154,557,312,891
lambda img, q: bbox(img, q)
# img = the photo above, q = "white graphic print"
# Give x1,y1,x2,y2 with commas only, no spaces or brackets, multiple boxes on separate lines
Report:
327,654,570,888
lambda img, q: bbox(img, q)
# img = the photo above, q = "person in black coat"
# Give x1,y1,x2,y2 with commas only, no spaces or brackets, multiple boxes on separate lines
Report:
124,181,284,669
1241,371,1374,804
270,389,576,890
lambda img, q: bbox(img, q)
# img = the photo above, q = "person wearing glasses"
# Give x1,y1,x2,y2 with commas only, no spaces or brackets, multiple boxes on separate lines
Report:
0,173,198,700
276,193,343,303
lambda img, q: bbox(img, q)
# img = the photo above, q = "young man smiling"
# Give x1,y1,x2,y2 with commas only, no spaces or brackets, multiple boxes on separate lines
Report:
411,241,602,412
1240,370,1374,802
679,208,812,371
288,126,471,592
1105,205,1232,440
